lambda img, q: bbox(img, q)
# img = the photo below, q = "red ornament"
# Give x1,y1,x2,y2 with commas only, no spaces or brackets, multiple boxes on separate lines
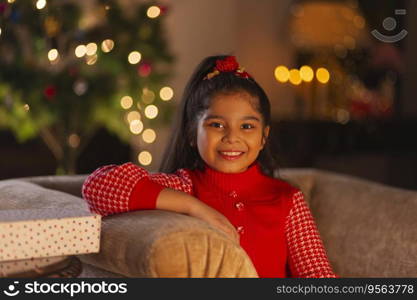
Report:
215,56,239,72
138,62,152,77
159,5,169,15
44,85,57,100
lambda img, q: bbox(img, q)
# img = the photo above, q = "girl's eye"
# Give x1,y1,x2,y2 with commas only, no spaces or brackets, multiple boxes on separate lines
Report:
241,124,254,129
209,122,224,128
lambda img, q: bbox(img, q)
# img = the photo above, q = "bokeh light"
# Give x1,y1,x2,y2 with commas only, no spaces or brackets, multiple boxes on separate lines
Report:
142,129,156,143
274,66,289,83
316,67,330,84
144,105,158,119
300,65,314,82
120,96,133,109
289,69,302,85
128,51,142,64
159,86,174,101
138,151,152,166
147,6,161,18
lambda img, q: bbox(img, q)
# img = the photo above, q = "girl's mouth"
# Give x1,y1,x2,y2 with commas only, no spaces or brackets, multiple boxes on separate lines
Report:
218,151,245,160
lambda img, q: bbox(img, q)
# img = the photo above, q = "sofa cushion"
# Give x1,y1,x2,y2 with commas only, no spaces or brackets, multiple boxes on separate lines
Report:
282,169,417,277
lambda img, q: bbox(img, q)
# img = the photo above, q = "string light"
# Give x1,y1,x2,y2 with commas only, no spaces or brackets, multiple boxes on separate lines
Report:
138,151,152,166
68,133,80,148
86,54,98,65
142,88,155,104
0,27,2,37
86,43,98,56
299,66,314,82
129,119,144,134
23,104,30,112
127,111,141,123
36,0,46,10
147,6,161,18
75,45,87,58
101,39,114,53
8,0,16,4
144,105,158,119
128,51,142,64
120,96,133,109
159,86,174,101
142,129,156,143
274,66,289,83
316,68,330,84
289,69,302,85
48,49,59,61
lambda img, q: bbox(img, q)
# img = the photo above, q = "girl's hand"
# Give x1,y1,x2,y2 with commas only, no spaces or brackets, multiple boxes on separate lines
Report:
187,199,240,244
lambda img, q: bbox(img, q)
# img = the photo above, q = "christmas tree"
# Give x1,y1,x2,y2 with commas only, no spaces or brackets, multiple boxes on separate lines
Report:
0,0,175,174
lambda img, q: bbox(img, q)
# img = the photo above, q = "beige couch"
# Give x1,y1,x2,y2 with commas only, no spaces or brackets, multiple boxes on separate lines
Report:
1,168,416,278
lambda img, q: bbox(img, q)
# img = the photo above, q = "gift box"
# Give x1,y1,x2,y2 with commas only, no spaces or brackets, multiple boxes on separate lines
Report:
0,208,101,262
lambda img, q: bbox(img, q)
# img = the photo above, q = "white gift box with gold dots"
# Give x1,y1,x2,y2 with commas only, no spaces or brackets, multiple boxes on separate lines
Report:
0,208,101,262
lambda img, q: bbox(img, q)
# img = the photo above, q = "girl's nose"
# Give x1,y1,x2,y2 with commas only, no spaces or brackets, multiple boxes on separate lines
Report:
221,128,241,143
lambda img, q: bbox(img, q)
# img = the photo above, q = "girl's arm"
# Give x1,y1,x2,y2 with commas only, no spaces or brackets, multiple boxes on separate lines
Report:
285,191,338,278
82,162,193,216
82,163,239,242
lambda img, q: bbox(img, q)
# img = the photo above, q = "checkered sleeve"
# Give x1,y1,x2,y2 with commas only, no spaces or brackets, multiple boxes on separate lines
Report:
82,163,193,217
285,191,337,278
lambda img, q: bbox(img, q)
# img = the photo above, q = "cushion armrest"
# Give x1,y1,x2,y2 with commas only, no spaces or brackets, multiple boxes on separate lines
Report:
78,210,258,278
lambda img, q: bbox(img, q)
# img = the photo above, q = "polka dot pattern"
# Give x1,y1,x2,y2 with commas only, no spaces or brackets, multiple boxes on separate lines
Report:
0,215,100,262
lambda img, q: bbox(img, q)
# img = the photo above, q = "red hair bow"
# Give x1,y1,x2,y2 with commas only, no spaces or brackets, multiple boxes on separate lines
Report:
205,56,251,80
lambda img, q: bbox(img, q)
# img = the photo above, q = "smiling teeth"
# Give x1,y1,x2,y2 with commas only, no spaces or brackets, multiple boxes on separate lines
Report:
220,152,243,156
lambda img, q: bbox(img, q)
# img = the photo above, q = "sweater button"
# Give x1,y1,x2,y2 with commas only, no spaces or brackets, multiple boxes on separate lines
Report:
236,226,244,235
235,202,245,211
229,190,238,198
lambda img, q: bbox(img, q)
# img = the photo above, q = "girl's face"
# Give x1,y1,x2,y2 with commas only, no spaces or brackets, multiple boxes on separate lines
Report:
196,91,270,173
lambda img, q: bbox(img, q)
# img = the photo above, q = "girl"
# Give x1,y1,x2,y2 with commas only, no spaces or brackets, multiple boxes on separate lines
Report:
82,55,337,278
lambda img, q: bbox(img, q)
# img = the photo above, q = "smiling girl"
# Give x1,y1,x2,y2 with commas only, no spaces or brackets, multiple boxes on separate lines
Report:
82,55,337,278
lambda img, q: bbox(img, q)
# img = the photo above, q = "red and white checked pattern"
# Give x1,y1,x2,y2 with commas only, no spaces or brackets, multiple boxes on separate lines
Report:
82,163,193,216
285,191,337,278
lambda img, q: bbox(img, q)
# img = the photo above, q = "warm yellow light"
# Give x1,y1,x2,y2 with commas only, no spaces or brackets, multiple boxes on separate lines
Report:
68,134,80,148
36,0,46,10
86,43,98,56
274,66,289,83
75,45,87,58
289,69,302,85
129,120,144,135
159,86,174,101
144,105,158,119
127,111,141,123
120,96,133,109
0,27,2,36
147,6,161,18
8,0,16,4
316,68,330,84
48,49,59,61
142,88,155,104
86,54,98,65
142,129,156,144
23,104,30,112
101,39,114,53
128,51,142,64
299,65,314,82
138,151,152,166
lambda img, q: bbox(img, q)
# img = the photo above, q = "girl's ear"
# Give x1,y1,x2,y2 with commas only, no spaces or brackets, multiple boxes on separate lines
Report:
261,125,270,148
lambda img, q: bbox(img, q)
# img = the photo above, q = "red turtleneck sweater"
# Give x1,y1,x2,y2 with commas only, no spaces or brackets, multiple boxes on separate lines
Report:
82,162,336,278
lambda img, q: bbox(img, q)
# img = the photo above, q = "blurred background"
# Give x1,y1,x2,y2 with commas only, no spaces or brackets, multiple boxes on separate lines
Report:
1,0,416,190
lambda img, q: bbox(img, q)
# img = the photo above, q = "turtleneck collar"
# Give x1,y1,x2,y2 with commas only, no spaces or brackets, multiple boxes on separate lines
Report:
193,161,275,196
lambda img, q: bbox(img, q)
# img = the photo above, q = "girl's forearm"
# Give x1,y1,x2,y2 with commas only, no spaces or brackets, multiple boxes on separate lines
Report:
156,188,198,215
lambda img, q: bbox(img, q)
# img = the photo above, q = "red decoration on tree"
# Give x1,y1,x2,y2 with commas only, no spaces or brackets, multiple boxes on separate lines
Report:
159,5,169,15
138,62,152,77
0,3,8,14
44,85,57,100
